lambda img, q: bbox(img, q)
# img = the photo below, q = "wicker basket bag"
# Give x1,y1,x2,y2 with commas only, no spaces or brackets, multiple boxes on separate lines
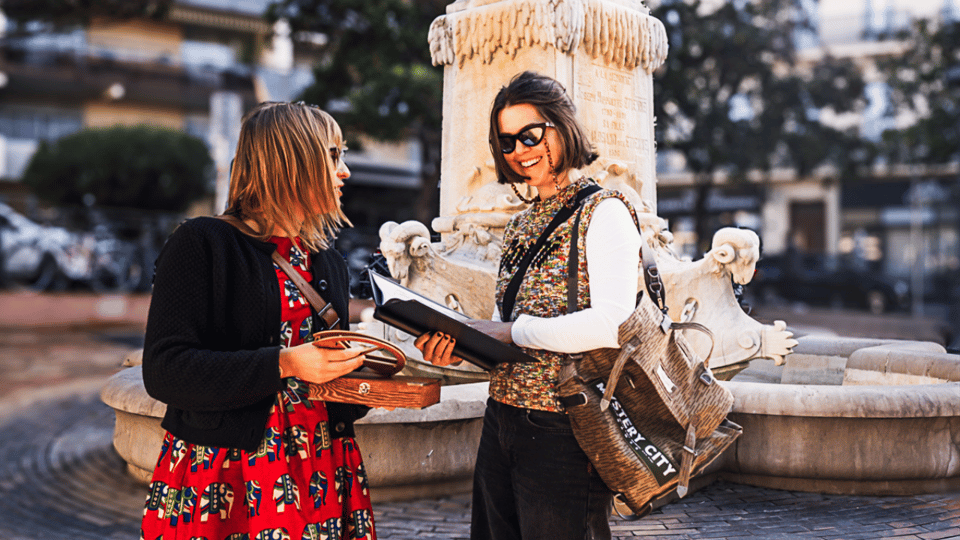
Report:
558,231,741,517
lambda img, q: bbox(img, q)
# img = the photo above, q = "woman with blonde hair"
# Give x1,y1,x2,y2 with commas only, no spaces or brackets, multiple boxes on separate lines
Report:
141,101,377,539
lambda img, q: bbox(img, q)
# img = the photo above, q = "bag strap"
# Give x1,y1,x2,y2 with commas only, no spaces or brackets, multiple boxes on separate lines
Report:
564,202,716,407
272,251,341,329
641,240,667,315
566,207,664,316
215,214,340,330
499,184,601,321
565,209,714,357
312,329,406,377
637,242,714,365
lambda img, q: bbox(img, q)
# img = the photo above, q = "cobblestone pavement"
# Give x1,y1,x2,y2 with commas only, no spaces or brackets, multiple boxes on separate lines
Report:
0,325,136,409
1,292,958,539
0,388,958,540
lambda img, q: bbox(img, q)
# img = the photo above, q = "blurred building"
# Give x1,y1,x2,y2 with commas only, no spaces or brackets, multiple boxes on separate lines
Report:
2,0,956,306
0,0,420,241
812,0,958,310
656,0,959,313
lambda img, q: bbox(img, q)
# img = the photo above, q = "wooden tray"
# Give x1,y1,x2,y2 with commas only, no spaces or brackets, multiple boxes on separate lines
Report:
307,373,440,409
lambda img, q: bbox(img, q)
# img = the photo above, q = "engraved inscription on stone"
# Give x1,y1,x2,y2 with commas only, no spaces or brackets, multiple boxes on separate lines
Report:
574,60,651,164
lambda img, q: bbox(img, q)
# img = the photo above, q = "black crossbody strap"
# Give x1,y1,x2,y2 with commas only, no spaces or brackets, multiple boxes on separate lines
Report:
499,184,602,322
641,240,667,313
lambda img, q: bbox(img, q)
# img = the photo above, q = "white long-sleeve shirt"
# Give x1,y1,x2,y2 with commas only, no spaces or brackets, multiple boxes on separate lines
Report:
493,198,641,353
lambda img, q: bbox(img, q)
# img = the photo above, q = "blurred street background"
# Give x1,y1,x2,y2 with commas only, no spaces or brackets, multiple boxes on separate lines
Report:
0,0,957,348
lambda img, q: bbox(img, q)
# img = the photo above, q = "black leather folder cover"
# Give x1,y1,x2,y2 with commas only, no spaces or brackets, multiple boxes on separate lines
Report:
373,299,537,371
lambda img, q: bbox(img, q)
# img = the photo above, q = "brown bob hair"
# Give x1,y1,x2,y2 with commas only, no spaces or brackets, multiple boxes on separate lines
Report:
225,102,349,251
489,71,599,185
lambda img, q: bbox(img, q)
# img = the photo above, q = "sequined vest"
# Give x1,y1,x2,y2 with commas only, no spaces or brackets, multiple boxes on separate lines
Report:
491,178,639,412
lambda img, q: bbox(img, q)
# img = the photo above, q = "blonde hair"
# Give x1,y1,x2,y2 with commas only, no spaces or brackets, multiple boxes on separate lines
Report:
225,101,350,251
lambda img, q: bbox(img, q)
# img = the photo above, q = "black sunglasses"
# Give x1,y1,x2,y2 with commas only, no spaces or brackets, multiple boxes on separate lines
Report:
498,122,554,154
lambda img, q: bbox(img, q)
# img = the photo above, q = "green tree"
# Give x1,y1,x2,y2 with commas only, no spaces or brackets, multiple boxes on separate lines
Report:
876,18,960,165
652,0,869,252
875,17,960,341
22,125,212,212
1,0,172,33
267,0,447,224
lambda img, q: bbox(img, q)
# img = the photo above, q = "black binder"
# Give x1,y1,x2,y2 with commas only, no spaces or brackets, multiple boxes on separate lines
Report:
369,272,536,370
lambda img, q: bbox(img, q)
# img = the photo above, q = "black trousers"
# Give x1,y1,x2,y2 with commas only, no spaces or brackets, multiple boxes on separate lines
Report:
471,398,613,540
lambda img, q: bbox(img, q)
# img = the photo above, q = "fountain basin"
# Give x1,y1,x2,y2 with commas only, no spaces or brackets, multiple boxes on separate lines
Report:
100,366,486,502
718,336,960,495
103,334,960,501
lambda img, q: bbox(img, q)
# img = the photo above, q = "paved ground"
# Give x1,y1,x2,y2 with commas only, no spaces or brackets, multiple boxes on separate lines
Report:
0,291,958,539
1,391,957,540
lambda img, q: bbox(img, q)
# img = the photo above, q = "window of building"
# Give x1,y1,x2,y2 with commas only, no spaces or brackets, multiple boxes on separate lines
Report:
0,105,83,141
181,40,239,70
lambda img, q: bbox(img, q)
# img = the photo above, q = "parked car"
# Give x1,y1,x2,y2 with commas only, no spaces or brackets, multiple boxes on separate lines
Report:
748,252,910,315
925,268,960,304
0,202,93,290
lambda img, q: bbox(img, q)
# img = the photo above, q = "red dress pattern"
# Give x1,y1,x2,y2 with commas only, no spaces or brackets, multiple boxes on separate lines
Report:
141,236,376,540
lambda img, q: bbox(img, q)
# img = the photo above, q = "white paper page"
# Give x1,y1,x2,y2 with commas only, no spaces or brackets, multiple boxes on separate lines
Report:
370,271,471,323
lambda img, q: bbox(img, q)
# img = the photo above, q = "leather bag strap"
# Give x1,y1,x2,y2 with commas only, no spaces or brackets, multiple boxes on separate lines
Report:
499,184,601,321
565,208,662,317
641,240,667,314
216,214,340,329
312,329,406,377
271,251,340,329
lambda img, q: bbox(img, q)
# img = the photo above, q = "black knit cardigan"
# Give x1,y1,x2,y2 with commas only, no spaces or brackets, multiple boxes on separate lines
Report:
142,216,365,451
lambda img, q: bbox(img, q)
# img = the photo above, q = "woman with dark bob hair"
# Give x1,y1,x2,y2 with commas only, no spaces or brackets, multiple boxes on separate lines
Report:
417,71,643,539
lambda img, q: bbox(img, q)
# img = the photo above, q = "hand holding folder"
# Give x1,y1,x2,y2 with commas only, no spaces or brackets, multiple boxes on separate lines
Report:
369,272,536,371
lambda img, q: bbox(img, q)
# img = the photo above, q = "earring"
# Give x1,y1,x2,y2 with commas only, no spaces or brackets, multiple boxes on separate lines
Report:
510,182,536,204
543,138,561,192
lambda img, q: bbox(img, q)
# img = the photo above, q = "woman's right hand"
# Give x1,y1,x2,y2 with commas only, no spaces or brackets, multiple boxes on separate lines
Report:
278,343,370,384
414,332,463,367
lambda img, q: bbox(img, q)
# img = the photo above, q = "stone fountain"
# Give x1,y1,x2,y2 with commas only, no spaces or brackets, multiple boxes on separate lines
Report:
102,0,960,503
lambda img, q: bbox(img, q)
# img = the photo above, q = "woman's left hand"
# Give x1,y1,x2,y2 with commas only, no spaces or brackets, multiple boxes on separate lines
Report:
414,321,514,366
414,332,462,366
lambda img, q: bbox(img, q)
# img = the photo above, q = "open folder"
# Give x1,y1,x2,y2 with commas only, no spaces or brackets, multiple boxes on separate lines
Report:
369,271,536,370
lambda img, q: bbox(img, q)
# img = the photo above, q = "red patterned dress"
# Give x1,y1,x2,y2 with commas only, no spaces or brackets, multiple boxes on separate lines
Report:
141,236,377,540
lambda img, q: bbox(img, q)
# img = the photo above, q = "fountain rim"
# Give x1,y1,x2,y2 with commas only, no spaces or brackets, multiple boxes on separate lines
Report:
100,366,493,425
723,380,960,418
